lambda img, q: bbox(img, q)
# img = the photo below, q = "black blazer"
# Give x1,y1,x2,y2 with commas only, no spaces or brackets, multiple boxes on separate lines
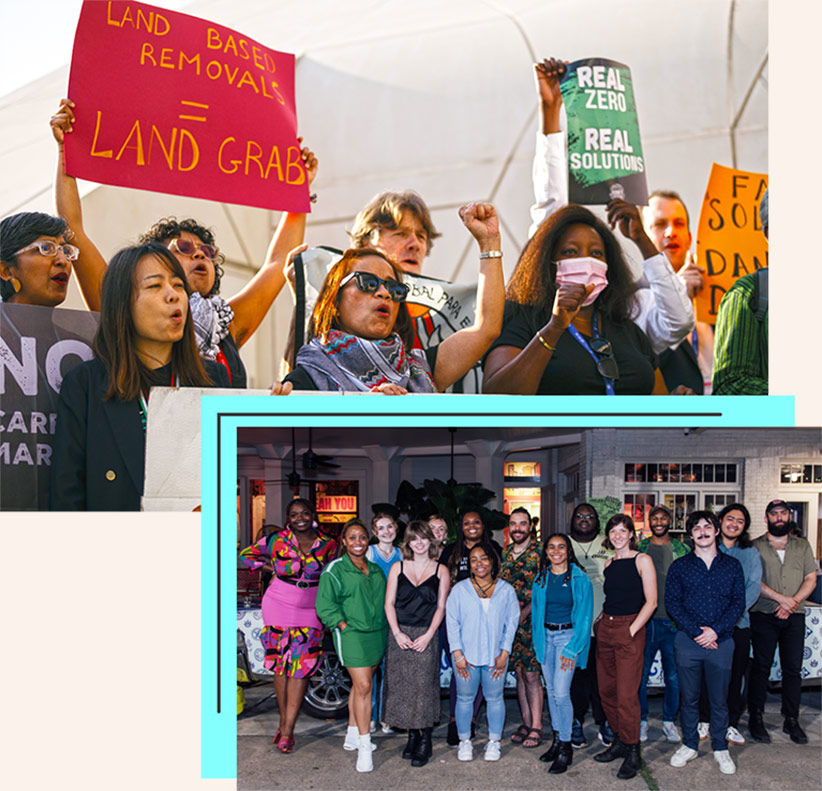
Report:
49,358,229,511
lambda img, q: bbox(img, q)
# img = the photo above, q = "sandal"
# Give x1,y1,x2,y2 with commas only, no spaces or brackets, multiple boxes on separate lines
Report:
510,724,530,743
523,728,544,748
271,729,281,744
276,735,295,754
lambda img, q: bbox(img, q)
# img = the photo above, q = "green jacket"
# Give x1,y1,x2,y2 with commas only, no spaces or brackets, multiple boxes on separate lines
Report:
637,536,690,559
316,554,388,633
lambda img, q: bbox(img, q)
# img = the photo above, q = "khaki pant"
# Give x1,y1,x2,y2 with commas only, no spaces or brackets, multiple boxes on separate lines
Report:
595,613,645,744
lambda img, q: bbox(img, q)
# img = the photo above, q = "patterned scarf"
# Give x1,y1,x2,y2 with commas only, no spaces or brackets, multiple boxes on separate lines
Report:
295,330,437,392
189,293,234,360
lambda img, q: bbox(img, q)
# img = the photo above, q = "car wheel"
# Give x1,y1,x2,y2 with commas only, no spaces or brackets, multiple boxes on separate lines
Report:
302,649,351,719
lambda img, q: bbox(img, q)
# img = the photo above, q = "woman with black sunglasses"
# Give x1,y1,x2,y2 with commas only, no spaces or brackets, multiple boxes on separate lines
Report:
283,203,502,392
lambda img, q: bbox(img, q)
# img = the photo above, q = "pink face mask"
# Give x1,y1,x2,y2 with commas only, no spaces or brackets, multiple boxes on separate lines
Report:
554,257,609,306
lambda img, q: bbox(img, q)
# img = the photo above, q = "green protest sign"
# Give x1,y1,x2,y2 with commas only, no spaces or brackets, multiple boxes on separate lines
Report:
560,58,648,205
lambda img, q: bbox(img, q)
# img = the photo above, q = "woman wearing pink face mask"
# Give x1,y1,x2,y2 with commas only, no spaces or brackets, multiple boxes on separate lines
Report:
483,204,659,395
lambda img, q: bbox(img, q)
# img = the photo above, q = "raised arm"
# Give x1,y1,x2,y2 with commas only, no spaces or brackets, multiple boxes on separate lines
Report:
529,58,569,238
606,197,694,351
227,144,318,347
51,99,107,310
431,202,504,391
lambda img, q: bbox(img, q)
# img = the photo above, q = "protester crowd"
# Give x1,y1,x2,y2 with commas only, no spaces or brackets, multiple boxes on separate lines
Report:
0,57,771,510
238,497,816,776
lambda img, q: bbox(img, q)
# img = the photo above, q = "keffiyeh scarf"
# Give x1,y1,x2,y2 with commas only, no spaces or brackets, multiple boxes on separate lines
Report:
189,293,234,360
295,330,437,392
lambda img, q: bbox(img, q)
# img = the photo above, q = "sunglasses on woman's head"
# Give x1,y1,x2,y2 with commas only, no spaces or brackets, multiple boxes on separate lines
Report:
339,270,409,302
168,238,218,260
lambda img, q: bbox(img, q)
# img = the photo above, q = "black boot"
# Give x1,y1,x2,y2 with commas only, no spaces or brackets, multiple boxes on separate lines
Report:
446,720,459,746
748,708,771,743
594,734,626,763
617,743,641,780
411,728,433,767
402,729,421,759
548,741,573,774
538,730,560,763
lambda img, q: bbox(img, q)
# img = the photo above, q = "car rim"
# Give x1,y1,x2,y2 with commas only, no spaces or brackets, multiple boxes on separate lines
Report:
306,653,351,711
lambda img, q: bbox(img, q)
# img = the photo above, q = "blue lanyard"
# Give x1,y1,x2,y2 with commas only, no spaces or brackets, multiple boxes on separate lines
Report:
566,314,615,395
691,327,698,354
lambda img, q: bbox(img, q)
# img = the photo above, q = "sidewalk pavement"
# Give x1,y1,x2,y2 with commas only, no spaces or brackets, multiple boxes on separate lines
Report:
238,686,821,790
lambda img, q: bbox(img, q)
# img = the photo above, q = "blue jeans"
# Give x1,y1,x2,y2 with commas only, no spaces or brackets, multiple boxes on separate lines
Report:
540,629,575,741
675,631,733,752
639,617,679,722
455,662,507,741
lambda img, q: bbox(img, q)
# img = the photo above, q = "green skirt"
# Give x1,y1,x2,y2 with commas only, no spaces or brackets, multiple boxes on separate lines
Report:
333,625,387,668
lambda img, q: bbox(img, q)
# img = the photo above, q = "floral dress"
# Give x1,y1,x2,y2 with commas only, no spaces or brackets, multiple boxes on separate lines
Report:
240,528,337,677
500,541,542,671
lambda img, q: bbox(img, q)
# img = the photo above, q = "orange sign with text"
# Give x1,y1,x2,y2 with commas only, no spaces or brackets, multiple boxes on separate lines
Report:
695,163,768,324
65,1,309,212
316,495,358,514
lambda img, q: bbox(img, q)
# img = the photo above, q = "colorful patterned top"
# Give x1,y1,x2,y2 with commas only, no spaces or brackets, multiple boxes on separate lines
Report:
240,528,338,629
500,540,542,670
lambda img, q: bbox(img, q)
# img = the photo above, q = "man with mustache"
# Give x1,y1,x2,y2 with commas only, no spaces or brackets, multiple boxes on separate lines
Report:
747,500,817,744
636,505,689,744
567,504,614,748
500,508,544,748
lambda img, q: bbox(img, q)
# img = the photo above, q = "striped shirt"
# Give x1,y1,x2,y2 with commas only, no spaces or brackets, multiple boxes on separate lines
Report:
712,272,768,395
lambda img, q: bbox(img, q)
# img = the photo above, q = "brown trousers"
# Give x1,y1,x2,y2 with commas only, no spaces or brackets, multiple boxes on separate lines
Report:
594,613,646,745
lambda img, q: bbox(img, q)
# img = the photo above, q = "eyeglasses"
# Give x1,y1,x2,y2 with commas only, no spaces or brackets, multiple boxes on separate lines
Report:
575,513,596,521
589,336,620,381
339,271,409,302
14,241,79,261
168,238,218,260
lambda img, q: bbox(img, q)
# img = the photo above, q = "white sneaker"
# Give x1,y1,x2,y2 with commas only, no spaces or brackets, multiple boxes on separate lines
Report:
726,726,746,745
697,721,710,740
484,740,501,762
458,739,473,761
344,727,376,752
343,726,359,751
670,745,698,767
662,721,681,742
356,736,374,772
714,749,736,775
639,720,648,742
380,723,394,734
369,720,377,734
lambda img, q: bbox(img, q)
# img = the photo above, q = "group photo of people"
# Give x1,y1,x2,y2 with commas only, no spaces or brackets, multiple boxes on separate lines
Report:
235,426,822,788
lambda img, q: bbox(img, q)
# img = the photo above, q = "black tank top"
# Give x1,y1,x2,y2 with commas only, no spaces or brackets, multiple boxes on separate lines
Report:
603,556,645,615
395,563,440,627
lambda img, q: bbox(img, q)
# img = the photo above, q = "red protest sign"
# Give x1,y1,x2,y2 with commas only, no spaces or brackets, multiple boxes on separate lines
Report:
65,1,309,212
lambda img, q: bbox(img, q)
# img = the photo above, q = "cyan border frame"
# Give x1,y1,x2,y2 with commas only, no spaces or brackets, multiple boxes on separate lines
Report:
200,393,793,778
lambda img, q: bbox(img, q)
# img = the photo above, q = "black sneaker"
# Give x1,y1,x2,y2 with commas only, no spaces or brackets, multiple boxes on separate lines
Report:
783,718,808,744
571,719,586,749
599,720,615,747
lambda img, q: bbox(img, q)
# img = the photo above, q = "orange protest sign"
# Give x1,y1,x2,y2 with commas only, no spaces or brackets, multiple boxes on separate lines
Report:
694,163,768,324
65,0,309,212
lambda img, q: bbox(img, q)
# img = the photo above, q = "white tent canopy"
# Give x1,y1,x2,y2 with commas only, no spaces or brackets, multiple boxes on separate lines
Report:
0,0,767,388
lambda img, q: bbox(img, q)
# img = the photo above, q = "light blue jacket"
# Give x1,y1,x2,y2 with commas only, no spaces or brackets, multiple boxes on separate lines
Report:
720,543,763,630
531,564,593,669
446,578,520,667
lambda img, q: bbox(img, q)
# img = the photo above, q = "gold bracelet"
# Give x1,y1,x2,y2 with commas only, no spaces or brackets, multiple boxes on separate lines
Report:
537,332,556,352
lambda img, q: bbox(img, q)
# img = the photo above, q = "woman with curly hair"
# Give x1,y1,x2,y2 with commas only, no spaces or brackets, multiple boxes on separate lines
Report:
531,532,593,774
50,98,317,387
482,203,661,395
